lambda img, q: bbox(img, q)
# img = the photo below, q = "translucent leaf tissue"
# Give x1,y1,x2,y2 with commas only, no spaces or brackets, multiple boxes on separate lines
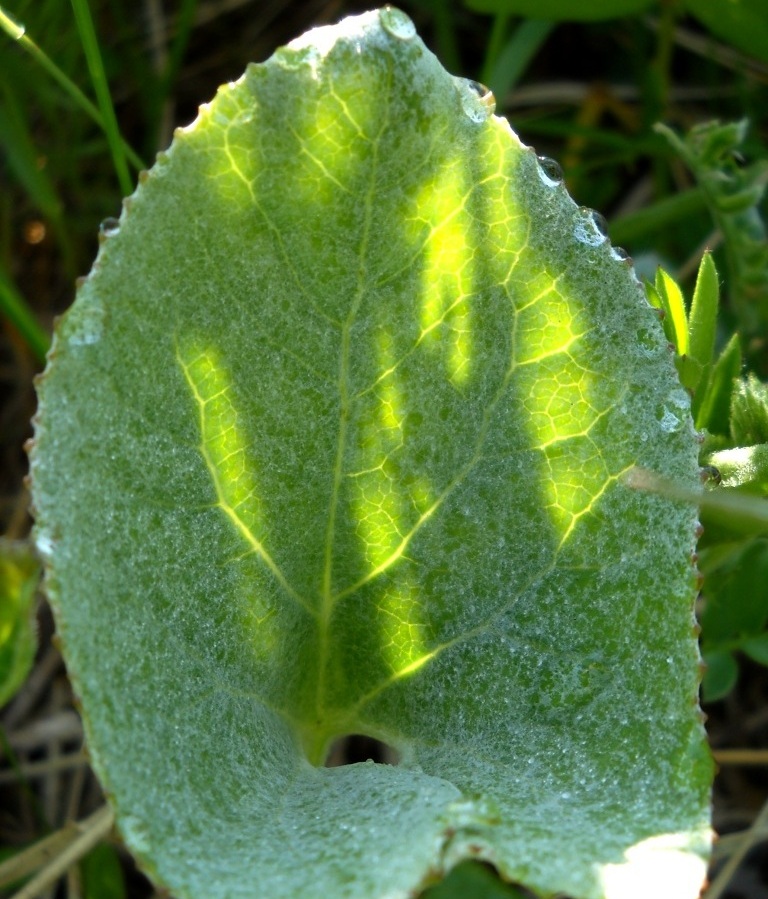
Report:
30,8,713,899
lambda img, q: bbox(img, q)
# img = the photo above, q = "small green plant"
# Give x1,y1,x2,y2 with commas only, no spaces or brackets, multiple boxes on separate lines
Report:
29,8,712,899
639,114,768,704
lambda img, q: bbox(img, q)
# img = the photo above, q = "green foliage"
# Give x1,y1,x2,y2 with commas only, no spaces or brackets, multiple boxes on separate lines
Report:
424,861,531,898
649,250,768,704
657,120,768,342
695,333,742,441
646,253,719,425
464,0,655,19
699,539,768,701
698,370,768,678
0,263,49,363
6,0,768,893
0,539,39,708
684,0,768,66
641,252,768,701
81,842,126,899
465,0,768,66
730,374,768,446
30,9,711,899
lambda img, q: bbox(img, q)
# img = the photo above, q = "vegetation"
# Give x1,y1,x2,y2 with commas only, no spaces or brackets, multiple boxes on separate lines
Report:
1,1,767,897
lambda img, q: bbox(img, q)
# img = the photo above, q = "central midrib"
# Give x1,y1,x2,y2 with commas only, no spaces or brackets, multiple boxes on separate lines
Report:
313,81,391,739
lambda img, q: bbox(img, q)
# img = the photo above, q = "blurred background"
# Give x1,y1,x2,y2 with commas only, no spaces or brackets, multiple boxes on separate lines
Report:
1,1,767,896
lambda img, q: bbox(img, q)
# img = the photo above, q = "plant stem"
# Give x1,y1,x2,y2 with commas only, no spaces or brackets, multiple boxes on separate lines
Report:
70,0,133,196
0,4,144,174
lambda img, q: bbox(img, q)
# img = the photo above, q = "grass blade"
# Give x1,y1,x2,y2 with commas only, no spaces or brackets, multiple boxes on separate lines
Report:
485,19,554,102
0,265,50,364
69,0,132,196
0,4,144,173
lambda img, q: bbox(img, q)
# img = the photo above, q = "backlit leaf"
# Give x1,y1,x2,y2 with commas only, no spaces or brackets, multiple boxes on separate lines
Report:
30,9,711,899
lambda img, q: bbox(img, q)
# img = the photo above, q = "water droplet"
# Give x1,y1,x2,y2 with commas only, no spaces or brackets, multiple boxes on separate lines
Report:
573,208,607,247
35,531,55,560
669,388,690,410
380,6,416,40
537,156,563,187
591,211,609,237
99,217,120,239
455,77,495,123
611,246,632,263
659,408,681,433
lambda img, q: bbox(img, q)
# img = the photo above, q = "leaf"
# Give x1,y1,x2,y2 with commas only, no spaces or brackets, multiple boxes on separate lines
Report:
422,860,530,898
683,0,768,65
699,539,768,639
688,253,719,419
654,268,689,357
742,633,768,667
701,649,738,703
707,444,768,492
0,539,39,708
688,253,719,367
731,374,768,446
30,9,712,899
463,0,655,20
81,843,126,899
695,332,742,436
483,20,554,101
656,120,768,341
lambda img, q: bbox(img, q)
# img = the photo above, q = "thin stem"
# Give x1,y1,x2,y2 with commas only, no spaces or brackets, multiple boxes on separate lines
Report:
70,0,133,196
0,264,50,363
0,5,144,173
480,12,511,88
8,806,114,899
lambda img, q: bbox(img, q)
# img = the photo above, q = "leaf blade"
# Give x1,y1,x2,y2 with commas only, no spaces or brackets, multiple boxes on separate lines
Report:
30,10,712,899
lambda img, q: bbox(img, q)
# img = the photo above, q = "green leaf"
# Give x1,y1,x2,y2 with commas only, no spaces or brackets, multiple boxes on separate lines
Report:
81,842,126,899
688,253,719,418
422,861,530,898
701,649,738,703
464,0,655,20
741,633,768,667
656,120,768,341
731,374,768,446
30,9,712,899
0,262,50,364
610,189,708,250
654,268,689,356
651,267,705,395
0,539,39,708
699,539,768,639
695,332,742,436
483,19,554,102
683,0,768,65
707,444,768,492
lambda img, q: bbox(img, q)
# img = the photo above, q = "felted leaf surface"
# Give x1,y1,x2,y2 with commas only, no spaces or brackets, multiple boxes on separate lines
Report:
30,9,712,899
